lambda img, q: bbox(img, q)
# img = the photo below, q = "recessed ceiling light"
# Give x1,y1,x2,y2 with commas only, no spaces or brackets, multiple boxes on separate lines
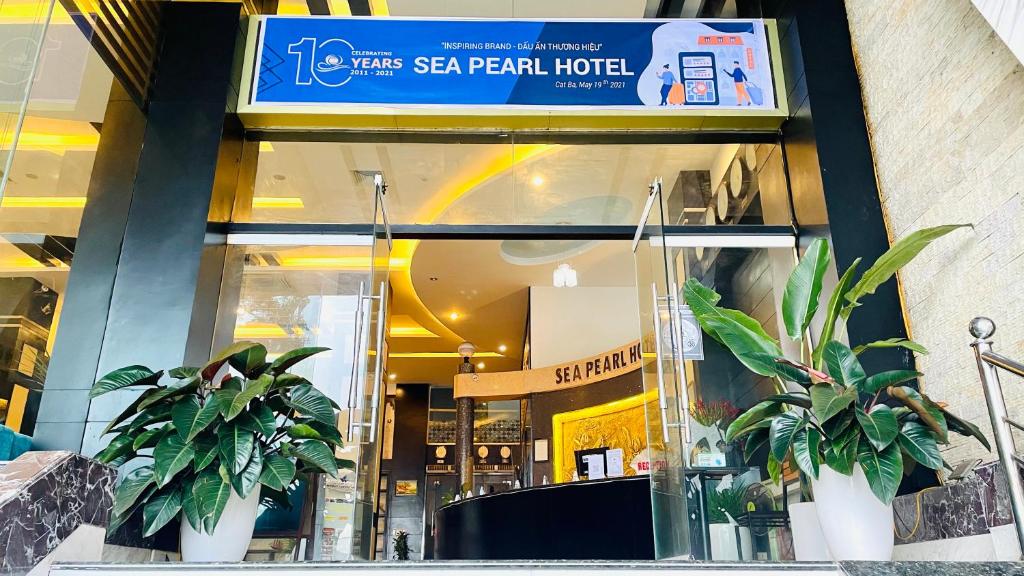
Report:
498,344,507,353
476,362,485,370
531,174,544,187
448,312,460,321
388,374,396,380
429,276,439,281
25,173,38,180
273,174,286,181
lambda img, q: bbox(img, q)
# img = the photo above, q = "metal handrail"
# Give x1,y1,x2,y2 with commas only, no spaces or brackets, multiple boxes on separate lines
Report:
970,317,1024,559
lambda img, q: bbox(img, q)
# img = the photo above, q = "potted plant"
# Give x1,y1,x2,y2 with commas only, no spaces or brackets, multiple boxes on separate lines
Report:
393,529,411,560
706,478,753,560
683,225,990,560
92,341,350,562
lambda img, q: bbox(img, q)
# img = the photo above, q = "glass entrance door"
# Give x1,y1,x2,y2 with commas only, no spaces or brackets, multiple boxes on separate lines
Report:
632,177,692,560
351,174,392,559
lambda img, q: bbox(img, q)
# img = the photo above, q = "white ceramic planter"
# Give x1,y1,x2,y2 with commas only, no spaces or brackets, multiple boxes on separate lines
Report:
788,501,831,560
813,464,894,560
708,523,753,560
180,486,261,562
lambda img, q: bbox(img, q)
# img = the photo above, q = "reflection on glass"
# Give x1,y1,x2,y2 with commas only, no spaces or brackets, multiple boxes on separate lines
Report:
0,1,113,434
214,243,375,561
243,142,782,227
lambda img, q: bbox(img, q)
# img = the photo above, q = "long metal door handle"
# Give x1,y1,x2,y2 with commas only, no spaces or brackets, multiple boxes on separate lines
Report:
369,280,387,443
346,282,366,439
669,282,693,444
651,283,671,444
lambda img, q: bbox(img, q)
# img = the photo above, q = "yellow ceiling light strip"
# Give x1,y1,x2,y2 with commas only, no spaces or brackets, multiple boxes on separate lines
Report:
234,323,290,339
1,196,86,208
276,0,309,15
390,325,439,337
368,0,389,16
0,0,73,24
259,142,275,152
278,255,410,270
389,352,504,359
252,196,304,208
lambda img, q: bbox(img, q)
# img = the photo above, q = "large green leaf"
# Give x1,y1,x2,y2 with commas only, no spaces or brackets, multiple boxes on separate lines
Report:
298,419,344,446
855,405,899,450
743,427,770,463
193,434,219,472
132,424,171,451
725,400,784,442
108,484,156,535
810,383,857,423
90,366,163,398
193,467,232,534
853,338,928,356
113,467,155,517
137,376,200,410
172,396,221,442
769,411,806,461
822,341,866,386
153,433,195,487
762,392,812,409
228,343,269,379
767,452,782,485
95,433,134,464
202,341,263,381
213,389,240,417
844,225,969,312
259,455,297,491
142,487,182,537
292,441,339,477
218,422,255,475
930,400,991,451
782,238,830,340
898,422,943,470
102,388,165,435
824,429,860,475
684,279,783,376
822,406,856,440
792,428,821,479
127,404,173,435
226,374,275,421
269,346,330,375
252,402,278,437
862,370,921,394
856,436,903,504
231,448,263,498
169,366,200,379
286,384,336,425
889,386,948,442
181,477,202,532
770,358,813,386
812,258,862,370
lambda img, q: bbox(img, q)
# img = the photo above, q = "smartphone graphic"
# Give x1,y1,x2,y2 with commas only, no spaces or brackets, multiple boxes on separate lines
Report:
678,52,718,105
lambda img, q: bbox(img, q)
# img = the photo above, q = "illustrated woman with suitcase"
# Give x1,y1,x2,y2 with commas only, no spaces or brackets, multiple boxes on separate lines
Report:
656,64,676,106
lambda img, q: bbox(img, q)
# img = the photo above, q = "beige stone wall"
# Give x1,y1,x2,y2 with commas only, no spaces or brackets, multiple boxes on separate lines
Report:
844,0,1024,465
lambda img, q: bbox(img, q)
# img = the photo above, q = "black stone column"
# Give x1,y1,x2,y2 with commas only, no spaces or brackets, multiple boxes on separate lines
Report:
454,358,475,493
35,2,243,453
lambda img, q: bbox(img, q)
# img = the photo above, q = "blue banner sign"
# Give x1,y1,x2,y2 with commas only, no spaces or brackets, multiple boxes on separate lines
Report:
253,17,776,110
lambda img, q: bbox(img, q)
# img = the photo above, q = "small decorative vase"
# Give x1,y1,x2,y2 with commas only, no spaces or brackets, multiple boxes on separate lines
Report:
180,486,261,562
789,501,831,560
812,464,893,560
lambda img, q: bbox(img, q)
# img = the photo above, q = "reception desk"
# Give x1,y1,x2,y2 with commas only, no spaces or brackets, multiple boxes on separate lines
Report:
433,476,654,560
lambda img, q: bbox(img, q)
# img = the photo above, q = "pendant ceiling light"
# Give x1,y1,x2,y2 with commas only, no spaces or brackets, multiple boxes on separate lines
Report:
552,263,578,288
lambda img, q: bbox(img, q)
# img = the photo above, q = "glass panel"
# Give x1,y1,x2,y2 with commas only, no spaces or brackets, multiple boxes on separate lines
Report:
351,179,391,559
212,241,374,561
243,141,784,227
666,242,797,561
632,180,691,560
0,1,114,434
